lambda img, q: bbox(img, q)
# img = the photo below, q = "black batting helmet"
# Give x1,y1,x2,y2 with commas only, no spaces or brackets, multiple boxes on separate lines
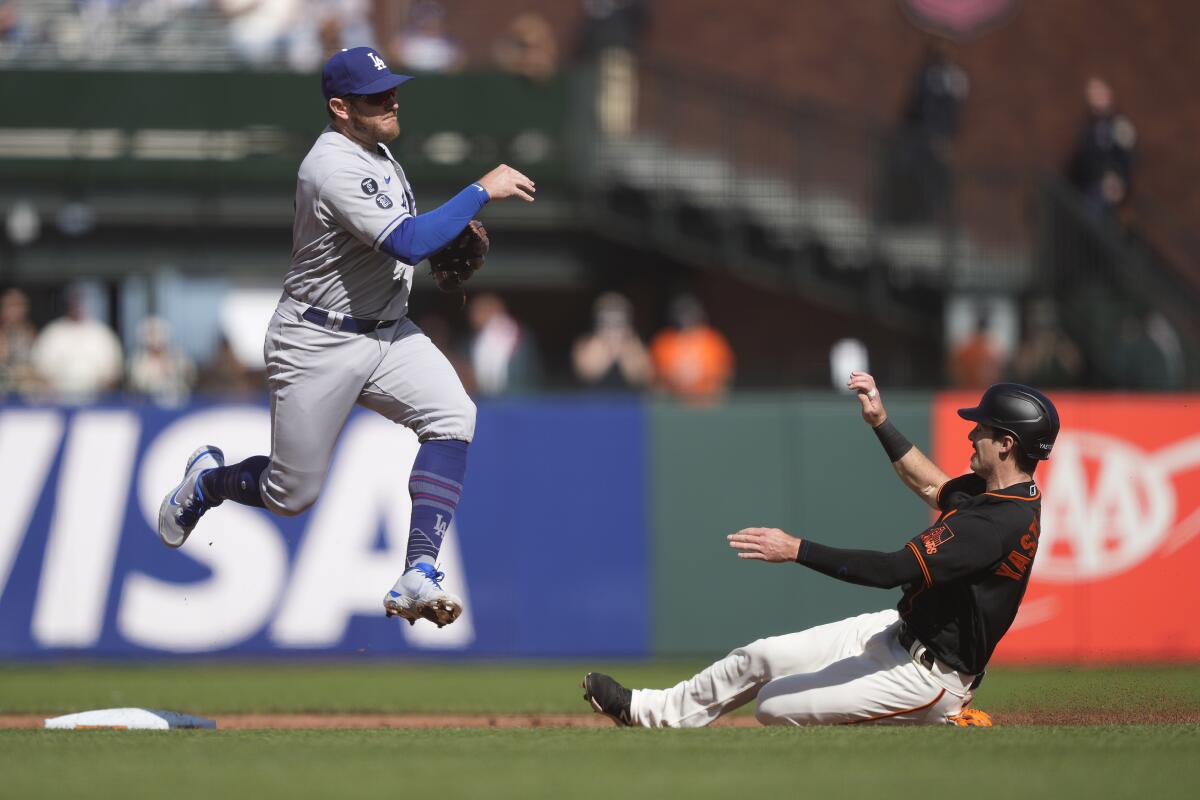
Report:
957,383,1060,461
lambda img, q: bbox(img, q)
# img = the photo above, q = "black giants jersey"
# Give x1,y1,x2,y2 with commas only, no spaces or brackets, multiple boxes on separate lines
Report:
898,474,1042,675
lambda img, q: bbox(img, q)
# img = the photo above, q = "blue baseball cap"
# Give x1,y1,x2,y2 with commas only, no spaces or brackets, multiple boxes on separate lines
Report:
321,47,413,100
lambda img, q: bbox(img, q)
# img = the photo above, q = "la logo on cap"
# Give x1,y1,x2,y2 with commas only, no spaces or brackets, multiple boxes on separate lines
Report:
369,52,386,70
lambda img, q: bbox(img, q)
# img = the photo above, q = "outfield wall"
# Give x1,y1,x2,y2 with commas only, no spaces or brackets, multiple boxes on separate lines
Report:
648,393,932,654
0,400,647,659
934,393,1200,662
0,393,1197,661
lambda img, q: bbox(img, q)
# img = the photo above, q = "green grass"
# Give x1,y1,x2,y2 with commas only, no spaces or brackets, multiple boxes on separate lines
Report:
0,661,1198,715
2,726,1198,800
2,663,1199,800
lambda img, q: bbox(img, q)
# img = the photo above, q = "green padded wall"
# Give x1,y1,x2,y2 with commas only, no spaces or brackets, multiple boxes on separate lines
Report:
650,391,934,656
1,70,571,189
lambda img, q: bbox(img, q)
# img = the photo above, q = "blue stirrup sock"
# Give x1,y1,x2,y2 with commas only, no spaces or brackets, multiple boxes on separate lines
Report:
405,439,469,568
199,455,269,508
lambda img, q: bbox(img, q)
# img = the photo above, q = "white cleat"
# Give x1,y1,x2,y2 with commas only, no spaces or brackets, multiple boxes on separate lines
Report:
383,563,463,628
157,446,224,549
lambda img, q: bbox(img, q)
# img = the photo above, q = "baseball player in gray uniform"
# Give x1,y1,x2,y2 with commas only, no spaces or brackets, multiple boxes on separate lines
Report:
156,47,534,629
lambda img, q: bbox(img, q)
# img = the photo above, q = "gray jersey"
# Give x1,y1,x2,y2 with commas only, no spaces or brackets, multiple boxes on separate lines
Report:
285,127,417,319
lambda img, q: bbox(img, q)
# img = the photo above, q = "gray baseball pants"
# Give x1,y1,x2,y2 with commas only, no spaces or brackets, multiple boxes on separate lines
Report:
258,294,475,516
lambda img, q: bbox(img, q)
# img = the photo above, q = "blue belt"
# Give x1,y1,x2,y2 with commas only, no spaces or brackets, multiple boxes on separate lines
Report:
302,306,398,334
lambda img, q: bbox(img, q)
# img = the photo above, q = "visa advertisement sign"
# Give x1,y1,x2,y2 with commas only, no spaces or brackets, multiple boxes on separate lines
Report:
0,401,649,658
935,393,1200,662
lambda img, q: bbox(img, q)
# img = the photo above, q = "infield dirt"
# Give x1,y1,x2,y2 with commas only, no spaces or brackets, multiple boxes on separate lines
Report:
3,709,1197,728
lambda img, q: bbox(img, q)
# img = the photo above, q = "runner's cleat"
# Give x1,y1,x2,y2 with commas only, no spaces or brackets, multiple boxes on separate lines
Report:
948,708,993,727
582,672,634,727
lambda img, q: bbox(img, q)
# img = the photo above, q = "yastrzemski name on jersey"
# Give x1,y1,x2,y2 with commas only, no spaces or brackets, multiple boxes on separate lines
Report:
900,473,1042,675
286,127,419,320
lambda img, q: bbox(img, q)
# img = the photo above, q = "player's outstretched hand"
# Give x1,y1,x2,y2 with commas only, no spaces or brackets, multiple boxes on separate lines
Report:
478,164,536,202
728,527,801,563
847,371,887,428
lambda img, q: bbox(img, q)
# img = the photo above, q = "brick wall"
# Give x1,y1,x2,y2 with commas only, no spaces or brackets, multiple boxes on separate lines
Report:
437,0,1196,279
641,0,1198,271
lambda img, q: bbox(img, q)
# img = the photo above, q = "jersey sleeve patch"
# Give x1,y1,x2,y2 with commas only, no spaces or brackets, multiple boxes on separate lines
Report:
919,524,955,555
319,168,413,250
908,510,1006,586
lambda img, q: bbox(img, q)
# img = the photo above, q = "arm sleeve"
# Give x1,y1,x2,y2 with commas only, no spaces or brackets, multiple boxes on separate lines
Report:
380,183,490,263
795,540,926,589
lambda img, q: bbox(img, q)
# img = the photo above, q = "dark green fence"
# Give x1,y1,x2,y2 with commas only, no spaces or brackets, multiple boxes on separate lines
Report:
649,392,933,655
0,70,572,192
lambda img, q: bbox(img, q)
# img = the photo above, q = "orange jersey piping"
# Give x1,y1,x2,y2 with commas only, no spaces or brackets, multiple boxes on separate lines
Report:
983,490,1040,502
846,689,947,724
906,541,933,588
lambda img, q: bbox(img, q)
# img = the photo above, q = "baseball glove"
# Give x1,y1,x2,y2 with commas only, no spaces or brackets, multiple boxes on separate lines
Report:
429,220,489,293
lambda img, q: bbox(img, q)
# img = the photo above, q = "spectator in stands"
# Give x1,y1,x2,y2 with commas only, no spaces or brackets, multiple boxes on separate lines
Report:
392,0,464,74
1145,311,1185,389
579,0,648,137
467,293,541,396
195,336,263,398
127,316,196,407
650,294,735,404
1010,298,1083,389
290,0,375,70
572,292,652,391
0,287,39,399
30,286,123,403
219,0,303,67
315,14,344,63
0,1,32,52
882,43,968,225
74,0,124,60
493,11,559,82
578,0,647,57
416,311,476,395
1112,311,1181,390
947,313,1004,390
1066,77,1137,221
905,43,970,148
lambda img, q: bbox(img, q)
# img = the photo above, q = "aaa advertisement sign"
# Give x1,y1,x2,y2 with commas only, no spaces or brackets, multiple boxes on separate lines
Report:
935,393,1200,662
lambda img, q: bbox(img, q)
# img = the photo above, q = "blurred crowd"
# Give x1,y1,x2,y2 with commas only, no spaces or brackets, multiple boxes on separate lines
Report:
885,49,1165,389
0,0,570,79
885,47,1137,226
0,283,738,407
0,0,661,85
945,296,1184,392
0,286,250,406
0,5,1189,396
434,289,736,404
4,278,1185,408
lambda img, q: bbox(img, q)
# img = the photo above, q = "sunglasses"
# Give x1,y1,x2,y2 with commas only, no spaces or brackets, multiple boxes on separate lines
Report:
344,90,397,107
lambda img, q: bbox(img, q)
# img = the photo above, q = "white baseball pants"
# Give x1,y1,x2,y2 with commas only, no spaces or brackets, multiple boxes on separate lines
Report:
631,609,975,727
258,294,475,516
